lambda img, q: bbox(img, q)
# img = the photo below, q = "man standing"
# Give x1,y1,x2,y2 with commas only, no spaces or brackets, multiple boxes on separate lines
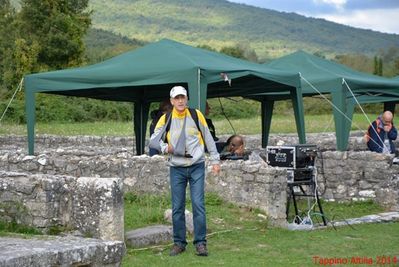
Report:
150,86,220,256
366,110,397,154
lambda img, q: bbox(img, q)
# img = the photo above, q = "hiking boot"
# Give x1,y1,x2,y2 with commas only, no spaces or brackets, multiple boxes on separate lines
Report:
195,243,208,256
169,244,185,256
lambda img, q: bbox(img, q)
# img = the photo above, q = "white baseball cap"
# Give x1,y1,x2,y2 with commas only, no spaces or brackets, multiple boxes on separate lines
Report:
170,86,187,98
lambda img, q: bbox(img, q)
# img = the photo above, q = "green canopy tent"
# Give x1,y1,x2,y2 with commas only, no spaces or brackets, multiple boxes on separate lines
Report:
265,51,399,150
24,39,305,155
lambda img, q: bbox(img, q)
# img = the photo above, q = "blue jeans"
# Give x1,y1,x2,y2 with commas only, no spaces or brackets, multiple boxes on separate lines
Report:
149,147,159,156
170,162,206,248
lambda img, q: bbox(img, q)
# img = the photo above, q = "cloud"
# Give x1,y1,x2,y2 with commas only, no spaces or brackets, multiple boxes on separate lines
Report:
313,0,347,10
229,0,399,11
345,0,399,10
317,8,399,34
227,0,399,34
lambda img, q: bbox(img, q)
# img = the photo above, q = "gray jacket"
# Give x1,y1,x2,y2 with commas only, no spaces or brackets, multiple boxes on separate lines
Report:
150,108,220,167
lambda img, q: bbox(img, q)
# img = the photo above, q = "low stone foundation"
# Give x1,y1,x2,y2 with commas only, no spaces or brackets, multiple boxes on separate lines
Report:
0,235,124,267
0,133,397,264
2,130,397,153
2,148,398,208
0,156,288,226
0,172,124,241
207,161,288,225
1,133,399,226
315,151,399,210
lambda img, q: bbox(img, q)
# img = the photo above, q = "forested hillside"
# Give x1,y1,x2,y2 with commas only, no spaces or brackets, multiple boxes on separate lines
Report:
89,0,399,59
2,0,397,125
84,28,146,64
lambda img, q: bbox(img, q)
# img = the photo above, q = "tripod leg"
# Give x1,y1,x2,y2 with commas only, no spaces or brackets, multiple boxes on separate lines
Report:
292,187,300,224
316,190,327,226
286,186,292,220
299,185,306,194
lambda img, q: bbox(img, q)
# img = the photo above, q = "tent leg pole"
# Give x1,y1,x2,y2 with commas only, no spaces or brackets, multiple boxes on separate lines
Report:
291,88,306,144
26,92,36,155
261,99,274,148
384,102,396,114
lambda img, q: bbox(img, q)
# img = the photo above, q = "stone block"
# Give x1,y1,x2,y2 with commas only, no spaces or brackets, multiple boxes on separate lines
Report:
73,177,124,241
0,236,124,267
243,173,255,182
359,180,372,190
125,225,172,248
375,188,399,210
0,172,124,241
242,163,260,173
20,161,38,171
358,190,376,198
164,209,193,234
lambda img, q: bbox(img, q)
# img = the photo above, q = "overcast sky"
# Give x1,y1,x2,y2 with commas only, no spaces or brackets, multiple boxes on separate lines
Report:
227,0,399,34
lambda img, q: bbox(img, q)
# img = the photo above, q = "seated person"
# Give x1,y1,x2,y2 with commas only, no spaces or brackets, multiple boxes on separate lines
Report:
149,99,172,156
365,111,397,154
220,134,249,160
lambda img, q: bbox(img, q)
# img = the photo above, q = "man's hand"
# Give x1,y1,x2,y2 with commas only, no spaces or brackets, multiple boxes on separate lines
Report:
384,124,392,132
235,145,245,156
211,164,220,175
167,144,174,154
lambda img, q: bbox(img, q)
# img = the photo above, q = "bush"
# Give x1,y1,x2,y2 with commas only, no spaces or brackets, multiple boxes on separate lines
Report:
207,97,336,120
207,97,260,119
0,94,134,123
0,99,26,123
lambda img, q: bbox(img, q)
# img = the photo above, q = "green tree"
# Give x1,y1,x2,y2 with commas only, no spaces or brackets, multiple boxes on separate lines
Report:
394,57,399,76
219,44,258,62
378,57,383,76
373,56,378,75
245,49,258,62
335,54,373,74
3,38,41,93
0,0,16,95
381,46,399,63
1,0,93,123
219,45,246,59
313,51,326,59
17,0,92,70
373,56,383,76
197,44,216,52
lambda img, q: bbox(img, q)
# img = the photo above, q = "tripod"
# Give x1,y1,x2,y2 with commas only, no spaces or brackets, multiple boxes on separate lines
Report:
286,168,327,226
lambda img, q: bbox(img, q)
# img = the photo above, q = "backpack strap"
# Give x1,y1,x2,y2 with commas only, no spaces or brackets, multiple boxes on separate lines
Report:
163,111,172,142
163,108,204,143
165,111,172,133
188,108,204,141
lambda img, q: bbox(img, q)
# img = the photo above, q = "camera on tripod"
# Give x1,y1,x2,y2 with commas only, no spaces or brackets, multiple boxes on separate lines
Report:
267,144,326,226
266,144,318,183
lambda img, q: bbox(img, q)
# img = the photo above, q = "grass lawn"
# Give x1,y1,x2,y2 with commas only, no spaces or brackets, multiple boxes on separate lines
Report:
1,114,398,266
122,193,398,267
0,113,393,136
123,223,399,266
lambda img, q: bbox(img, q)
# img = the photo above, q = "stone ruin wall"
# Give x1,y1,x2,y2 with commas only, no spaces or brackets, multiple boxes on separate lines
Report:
1,133,399,230
0,131,373,153
315,151,399,209
0,171,124,241
0,153,289,226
